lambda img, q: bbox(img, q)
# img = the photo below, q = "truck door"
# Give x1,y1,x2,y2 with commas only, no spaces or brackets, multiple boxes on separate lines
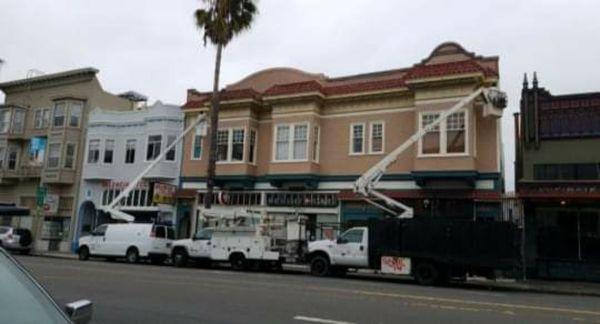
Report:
89,224,108,255
190,228,213,258
333,228,368,267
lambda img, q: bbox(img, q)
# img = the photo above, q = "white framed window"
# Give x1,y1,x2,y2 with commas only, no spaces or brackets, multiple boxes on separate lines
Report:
349,123,365,155
47,143,61,168
419,110,468,156
146,135,162,161
192,126,203,160
216,128,246,163
275,125,290,161
34,108,50,129
103,139,114,164
248,129,257,164
216,130,229,162
87,139,100,164
312,126,320,162
446,112,466,153
273,123,309,162
125,139,136,164
166,135,176,162
53,103,66,127
369,122,384,154
69,102,83,127
64,143,76,169
0,109,10,133
293,125,308,160
231,129,245,161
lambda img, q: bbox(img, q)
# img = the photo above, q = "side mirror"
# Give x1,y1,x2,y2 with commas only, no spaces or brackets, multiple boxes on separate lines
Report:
64,300,93,324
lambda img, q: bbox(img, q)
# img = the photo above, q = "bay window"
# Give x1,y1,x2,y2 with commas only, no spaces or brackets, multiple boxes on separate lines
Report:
274,123,309,161
216,128,246,162
53,103,66,127
104,139,114,164
0,109,10,133
87,139,100,164
7,148,18,170
312,126,320,162
125,139,136,164
0,147,5,169
216,130,229,162
34,108,50,129
12,110,25,134
248,129,257,164
166,135,176,161
420,111,468,156
231,129,244,161
69,103,83,127
146,135,162,161
47,143,61,168
64,143,76,169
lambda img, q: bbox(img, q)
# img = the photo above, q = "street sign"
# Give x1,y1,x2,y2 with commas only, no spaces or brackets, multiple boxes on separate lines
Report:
36,186,48,207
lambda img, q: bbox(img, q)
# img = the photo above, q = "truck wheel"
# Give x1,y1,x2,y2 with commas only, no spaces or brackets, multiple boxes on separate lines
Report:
172,249,188,267
414,262,439,285
78,246,90,261
230,253,248,271
126,247,139,264
310,255,330,277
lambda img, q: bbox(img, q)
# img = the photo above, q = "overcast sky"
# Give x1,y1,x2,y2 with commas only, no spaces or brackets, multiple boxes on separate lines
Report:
1,0,599,190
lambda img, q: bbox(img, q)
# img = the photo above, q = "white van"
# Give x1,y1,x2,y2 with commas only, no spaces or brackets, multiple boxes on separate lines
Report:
77,223,174,264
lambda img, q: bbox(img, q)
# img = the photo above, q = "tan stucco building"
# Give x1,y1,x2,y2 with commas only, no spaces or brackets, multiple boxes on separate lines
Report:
179,42,506,237
0,68,135,252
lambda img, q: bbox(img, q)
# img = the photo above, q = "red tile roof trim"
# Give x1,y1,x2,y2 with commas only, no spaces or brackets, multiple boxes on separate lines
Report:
183,58,498,109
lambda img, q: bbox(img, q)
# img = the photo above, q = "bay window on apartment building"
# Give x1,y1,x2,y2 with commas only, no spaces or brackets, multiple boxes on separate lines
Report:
53,101,83,128
0,109,10,133
146,135,162,161
349,122,384,155
420,111,467,156
47,143,61,168
125,139,136,164
217,128,245,162
274,123,308,161
64,143,77,169
191,126,203,160
87,140,100,164
34,108,51,129
166,135,176,162
103,139,114,164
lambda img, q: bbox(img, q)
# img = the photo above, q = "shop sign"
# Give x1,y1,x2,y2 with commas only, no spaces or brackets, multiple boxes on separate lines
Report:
152,182,176,205
101,180,149,190
43,194,59,216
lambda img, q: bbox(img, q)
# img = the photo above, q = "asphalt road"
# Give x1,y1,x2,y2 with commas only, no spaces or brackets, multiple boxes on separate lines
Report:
14,256,600,324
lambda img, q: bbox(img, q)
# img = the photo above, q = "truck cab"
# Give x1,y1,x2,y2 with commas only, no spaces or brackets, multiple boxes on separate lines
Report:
307,227,369,276
171,228,214,267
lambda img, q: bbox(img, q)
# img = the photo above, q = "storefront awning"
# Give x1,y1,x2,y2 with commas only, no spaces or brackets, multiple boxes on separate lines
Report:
0,204,30,216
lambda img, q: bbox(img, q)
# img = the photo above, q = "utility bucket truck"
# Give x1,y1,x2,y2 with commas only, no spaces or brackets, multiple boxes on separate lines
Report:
307,87,521,285
170,209,284,270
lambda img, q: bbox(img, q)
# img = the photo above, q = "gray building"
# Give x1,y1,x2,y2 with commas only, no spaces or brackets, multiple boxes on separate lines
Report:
74,101,183,246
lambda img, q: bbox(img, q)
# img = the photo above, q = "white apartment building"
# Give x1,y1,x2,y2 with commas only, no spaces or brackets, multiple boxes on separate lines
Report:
74,101,183,245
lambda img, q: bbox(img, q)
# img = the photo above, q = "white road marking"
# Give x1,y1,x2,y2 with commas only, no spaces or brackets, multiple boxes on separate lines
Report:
293,315,356,324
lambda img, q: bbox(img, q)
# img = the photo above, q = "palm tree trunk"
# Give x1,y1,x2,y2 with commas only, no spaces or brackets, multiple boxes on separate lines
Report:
204,43,223,209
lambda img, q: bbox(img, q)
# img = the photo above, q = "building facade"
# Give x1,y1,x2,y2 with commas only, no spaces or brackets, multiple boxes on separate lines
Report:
515,74,600,280
179,42,505,238
75,101,183,247
0,68,135,252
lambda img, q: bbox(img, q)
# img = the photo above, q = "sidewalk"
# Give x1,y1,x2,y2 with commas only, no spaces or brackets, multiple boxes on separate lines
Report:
31,252,600,297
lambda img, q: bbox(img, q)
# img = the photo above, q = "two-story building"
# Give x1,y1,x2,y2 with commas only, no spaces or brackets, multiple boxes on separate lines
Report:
179,42,505,238
515,74,600,281
0,68,136,252
75,101,184,246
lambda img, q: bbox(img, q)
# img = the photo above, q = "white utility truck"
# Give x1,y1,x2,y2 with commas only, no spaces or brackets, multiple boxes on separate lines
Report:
170,210,282,270
78,223,174,264
306,87,514,284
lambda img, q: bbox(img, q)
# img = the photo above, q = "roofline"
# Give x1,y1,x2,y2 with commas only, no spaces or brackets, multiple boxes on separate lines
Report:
0,67,99,90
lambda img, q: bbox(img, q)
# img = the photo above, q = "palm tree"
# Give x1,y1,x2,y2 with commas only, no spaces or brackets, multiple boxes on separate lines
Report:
195,0,257,209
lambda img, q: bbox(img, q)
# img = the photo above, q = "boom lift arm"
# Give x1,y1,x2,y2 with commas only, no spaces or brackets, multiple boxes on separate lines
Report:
100,113,207,222
353,87,507,218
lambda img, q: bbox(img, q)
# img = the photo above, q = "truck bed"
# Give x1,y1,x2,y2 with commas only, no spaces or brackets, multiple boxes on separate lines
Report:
368,218,520,270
